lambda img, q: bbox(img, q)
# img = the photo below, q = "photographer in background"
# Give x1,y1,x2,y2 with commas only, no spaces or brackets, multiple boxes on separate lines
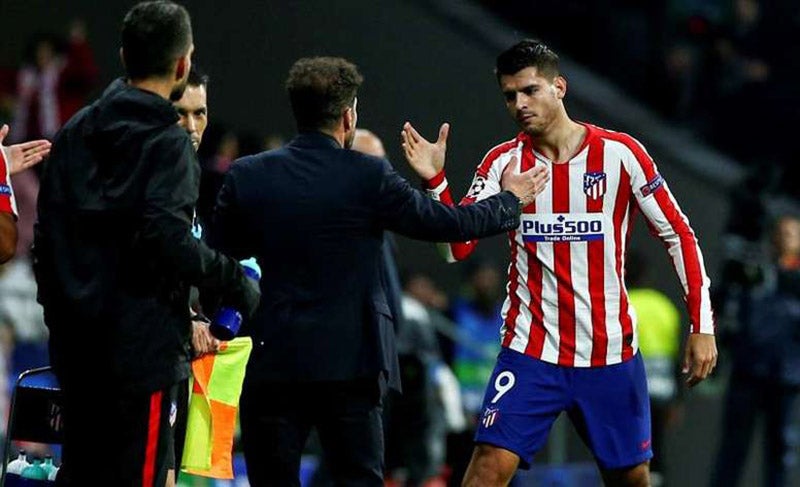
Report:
711,215,800,487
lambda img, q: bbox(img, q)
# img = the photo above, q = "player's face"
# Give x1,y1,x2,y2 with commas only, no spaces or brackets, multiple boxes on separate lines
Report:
499,67,564,137
174,84,208,151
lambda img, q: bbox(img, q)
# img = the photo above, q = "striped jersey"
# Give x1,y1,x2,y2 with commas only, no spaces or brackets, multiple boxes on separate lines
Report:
426,123,714,368
0,146,17,217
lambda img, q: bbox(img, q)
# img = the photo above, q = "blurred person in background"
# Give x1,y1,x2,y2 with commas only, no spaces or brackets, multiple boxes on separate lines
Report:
444,259,504,486
196,126,239,228
626,251,684,487
12,20,98,143
710,215,800,487
402,38,716,486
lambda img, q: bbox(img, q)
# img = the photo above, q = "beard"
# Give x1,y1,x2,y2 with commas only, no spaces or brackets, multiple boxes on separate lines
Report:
169,78,189,102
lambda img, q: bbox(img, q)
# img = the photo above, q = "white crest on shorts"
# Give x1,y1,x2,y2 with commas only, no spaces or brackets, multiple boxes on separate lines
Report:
169,401,177,427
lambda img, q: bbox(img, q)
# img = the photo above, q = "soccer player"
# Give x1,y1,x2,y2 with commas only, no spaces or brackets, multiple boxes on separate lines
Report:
401,39,717,487
0,123,51,263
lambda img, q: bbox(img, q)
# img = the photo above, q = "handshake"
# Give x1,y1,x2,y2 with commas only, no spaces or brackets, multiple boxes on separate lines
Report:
401,122,548,206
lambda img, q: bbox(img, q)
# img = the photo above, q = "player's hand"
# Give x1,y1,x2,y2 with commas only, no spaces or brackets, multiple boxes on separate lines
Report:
500,156,549,206
191,320,220,357
683,333,717,387
0,124,51,175
401,121,449,180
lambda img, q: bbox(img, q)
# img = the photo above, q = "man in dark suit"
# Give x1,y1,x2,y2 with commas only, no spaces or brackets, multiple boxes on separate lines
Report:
209,56,548,486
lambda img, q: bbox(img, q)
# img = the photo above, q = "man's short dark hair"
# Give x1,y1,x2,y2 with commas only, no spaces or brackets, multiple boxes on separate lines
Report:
187,65,209,88
121,1,193,80
285,57,363,130
496,39,559,81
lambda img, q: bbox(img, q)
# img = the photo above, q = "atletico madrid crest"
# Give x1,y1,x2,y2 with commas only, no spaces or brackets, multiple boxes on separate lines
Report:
583,172,607,199
482,407,500,428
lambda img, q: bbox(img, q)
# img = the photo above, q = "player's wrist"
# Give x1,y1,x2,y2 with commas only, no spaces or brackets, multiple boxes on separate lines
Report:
424,169,447,189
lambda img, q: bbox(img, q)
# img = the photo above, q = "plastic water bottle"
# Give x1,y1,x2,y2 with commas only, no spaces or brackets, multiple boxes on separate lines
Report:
48,464,60,481
40,455,56,479
6,449,30,475
21,458,48,480
210,258,261,341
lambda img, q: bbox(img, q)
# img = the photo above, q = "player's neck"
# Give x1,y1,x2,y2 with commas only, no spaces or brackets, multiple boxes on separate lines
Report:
128,78,174,101
531,116,586,164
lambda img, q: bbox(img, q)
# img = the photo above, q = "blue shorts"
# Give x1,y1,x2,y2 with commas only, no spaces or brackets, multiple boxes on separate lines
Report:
475,348,652,470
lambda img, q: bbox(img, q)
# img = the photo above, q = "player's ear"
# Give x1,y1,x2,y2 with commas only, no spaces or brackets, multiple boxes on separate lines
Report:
553,76,567,100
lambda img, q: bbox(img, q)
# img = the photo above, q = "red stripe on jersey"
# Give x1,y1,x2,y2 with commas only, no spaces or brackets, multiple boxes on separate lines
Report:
143,390,162,487
521,143,545,357
586,139,608,366
553,163,576,366
503,137,534,348
613,162,634,360
502,230,521,347
0,148,13,215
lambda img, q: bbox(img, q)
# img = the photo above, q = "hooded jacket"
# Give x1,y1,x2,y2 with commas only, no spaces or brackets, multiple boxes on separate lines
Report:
33,79,257,394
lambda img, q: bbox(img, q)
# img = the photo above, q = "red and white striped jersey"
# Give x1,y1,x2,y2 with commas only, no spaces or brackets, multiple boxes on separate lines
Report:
0,146,18,217
426,123,714,368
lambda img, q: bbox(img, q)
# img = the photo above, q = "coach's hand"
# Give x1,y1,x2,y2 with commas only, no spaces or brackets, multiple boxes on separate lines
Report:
683,333,717,387
500,156,549,206
401,121,449,180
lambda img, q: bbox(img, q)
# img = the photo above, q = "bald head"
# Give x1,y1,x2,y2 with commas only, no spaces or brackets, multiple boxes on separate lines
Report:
352,129,386,158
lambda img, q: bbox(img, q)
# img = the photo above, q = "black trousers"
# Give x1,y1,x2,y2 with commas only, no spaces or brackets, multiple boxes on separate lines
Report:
710,374,800,487
56,379,188,486
240,378,384,487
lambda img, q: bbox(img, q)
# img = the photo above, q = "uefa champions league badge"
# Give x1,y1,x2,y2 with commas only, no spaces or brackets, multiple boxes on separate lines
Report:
482,406,500,428
169,401,178,427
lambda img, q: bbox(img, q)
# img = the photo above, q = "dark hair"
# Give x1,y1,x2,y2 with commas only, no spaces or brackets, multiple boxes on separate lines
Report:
187,65,209,88
285,57,363,130
121,1,193,80
496,39,559,80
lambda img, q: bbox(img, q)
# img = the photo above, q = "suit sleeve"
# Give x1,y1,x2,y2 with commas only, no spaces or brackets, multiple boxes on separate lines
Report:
207,165,255,260
137,135,256,313
626,137,714,335
374,158,520,242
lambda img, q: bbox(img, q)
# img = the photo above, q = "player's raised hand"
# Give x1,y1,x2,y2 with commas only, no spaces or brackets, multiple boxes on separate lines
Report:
683,333,717,387
500,156,549,206
401,121,449,180
0,124,52,175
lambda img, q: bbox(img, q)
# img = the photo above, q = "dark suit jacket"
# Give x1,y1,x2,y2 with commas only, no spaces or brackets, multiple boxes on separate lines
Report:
209,131,520,390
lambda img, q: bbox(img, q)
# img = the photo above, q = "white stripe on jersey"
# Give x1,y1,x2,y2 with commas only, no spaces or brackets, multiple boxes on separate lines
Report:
601,141,625,362
568,151,593,367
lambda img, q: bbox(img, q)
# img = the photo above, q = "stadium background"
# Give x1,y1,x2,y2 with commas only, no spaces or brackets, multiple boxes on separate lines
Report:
0,0,796,486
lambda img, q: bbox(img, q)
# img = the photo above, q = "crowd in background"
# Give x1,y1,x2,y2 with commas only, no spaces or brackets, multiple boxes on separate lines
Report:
0,3,798,486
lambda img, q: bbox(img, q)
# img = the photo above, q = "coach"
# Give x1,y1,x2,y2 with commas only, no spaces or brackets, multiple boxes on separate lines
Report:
208,56,547,485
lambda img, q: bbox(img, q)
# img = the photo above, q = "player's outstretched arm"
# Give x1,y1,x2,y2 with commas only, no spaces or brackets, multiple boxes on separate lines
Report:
402,123,547,262
401,121,448,180
0,124,51,175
